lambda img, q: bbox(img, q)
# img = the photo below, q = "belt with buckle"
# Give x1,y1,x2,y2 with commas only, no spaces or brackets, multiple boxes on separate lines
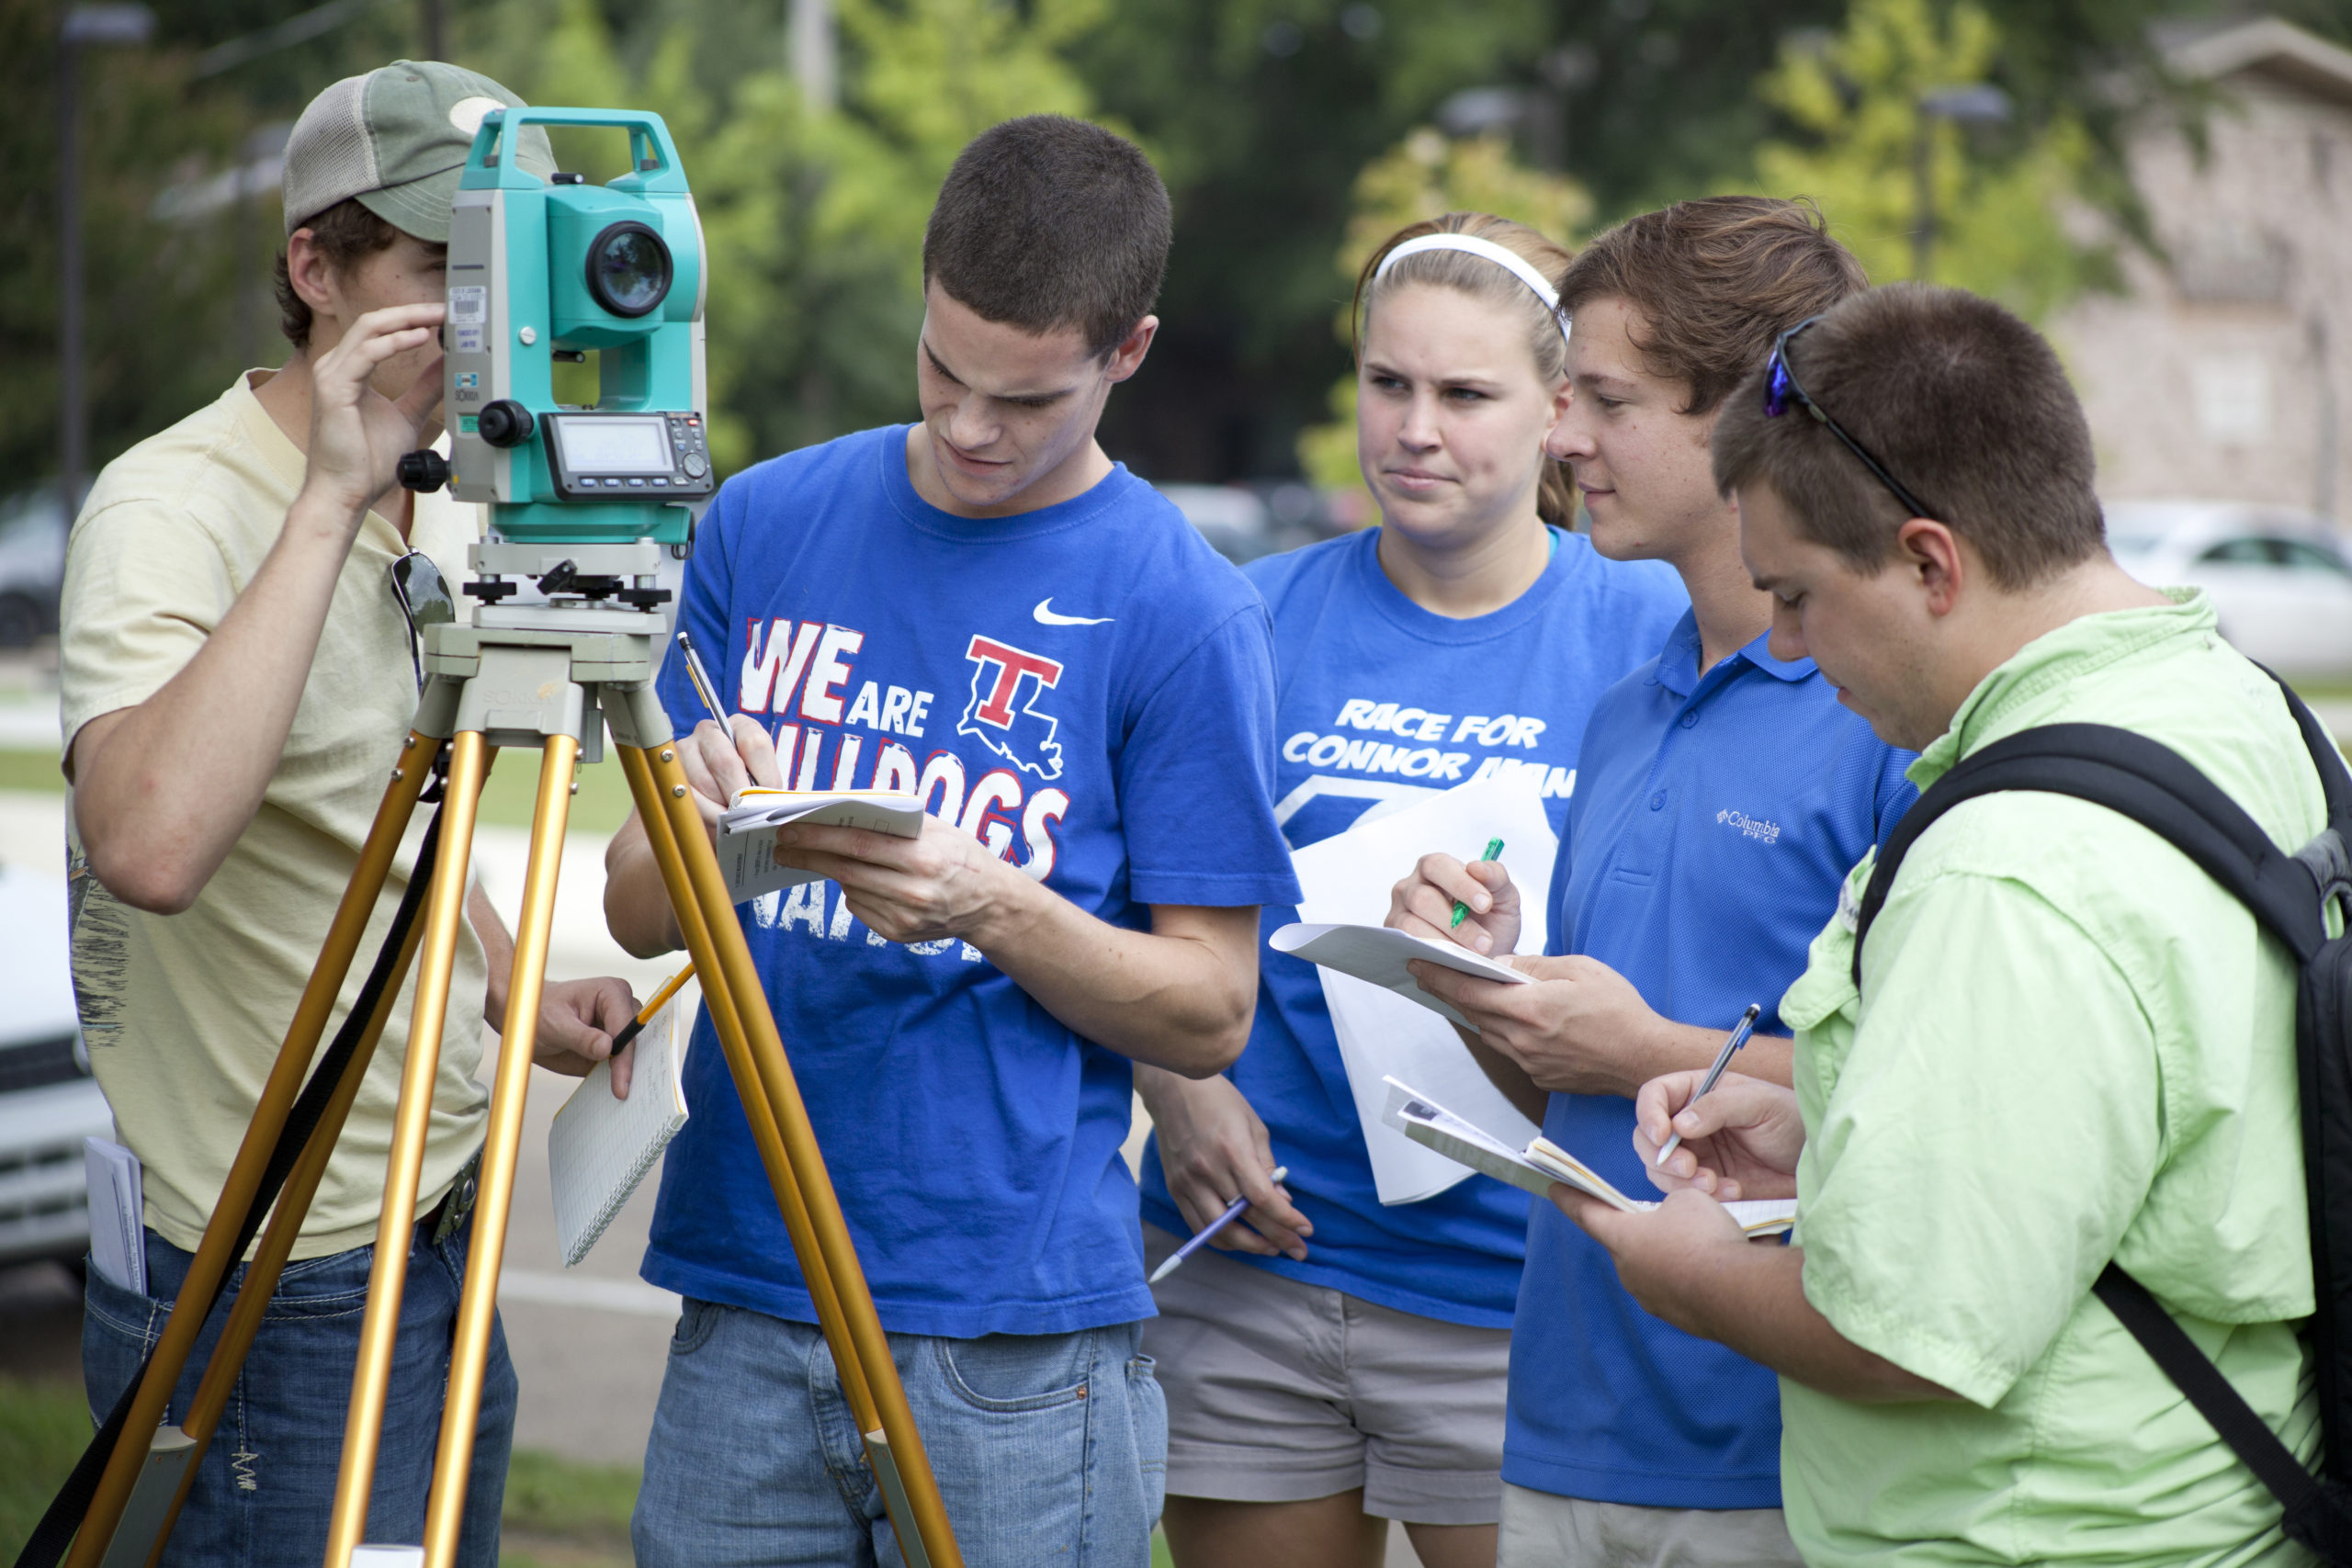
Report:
423,1145,484,1248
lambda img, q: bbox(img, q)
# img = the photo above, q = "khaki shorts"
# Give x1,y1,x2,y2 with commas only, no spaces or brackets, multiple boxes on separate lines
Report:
1140,1222,1510,1526
1498,1482,1803,1567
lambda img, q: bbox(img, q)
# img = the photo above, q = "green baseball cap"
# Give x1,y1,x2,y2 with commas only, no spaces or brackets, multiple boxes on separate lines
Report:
282,60,559,244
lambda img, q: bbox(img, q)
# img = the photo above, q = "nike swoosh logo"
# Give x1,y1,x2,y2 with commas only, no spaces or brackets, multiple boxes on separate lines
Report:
1034,598,1114,626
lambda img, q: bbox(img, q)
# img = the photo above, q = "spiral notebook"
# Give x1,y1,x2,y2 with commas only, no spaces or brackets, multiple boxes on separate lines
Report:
548,995,690,1267
1381,1077,1796,1237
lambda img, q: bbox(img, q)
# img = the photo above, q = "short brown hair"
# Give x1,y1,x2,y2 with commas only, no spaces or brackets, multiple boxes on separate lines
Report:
1558,196,1866,416
1712,283,2104,589
922,116,1172,358
1353,212,1577,526
272,198,402,350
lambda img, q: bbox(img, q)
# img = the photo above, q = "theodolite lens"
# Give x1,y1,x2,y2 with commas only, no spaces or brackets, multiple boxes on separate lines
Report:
586,221,673,318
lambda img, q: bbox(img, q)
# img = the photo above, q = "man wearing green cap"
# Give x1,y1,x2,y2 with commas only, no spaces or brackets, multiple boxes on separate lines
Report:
63,61,639,1566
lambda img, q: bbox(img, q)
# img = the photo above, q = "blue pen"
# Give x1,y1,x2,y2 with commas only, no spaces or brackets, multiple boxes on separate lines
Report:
1149,1167,1288,1283
1654,1004,1762,1167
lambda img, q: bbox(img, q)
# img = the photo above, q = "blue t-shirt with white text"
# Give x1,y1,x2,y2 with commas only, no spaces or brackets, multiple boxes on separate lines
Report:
641,425,1302,1338
1136,525,1685,1325
1505,611,1917,1507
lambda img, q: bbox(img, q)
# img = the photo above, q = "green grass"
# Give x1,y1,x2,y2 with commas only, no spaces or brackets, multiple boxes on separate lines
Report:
0,1377,87,1557
0,750,64,794
497,1449,639,1566
0,1395,1178,1567
473,750,639,836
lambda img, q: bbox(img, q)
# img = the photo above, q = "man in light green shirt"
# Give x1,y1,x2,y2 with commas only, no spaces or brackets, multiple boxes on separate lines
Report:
1549,281,2333,1565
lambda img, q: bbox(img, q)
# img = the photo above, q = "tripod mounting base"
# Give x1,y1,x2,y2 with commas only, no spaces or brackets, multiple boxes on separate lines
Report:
418,615,669,763
469,540,664,580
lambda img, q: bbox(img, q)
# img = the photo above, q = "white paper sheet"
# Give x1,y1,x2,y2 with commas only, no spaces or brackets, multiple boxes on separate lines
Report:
83,1136,143,1294
1279,772,1557,1205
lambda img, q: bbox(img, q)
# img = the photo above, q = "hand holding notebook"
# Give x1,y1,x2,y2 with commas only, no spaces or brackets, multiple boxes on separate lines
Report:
1269,921,1529,1031
716,788,927,904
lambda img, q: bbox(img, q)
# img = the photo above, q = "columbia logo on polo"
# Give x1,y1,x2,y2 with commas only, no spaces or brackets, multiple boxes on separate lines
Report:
1717,808,1781,844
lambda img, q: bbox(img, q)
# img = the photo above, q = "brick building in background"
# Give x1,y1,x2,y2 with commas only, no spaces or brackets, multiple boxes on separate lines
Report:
2054,17,2351,530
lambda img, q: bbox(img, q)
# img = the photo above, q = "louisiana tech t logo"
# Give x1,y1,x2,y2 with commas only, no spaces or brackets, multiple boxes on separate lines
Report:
961,635,1066,780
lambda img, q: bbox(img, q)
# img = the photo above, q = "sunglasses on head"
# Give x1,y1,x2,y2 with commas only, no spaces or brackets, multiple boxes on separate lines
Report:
1762,316,1938,522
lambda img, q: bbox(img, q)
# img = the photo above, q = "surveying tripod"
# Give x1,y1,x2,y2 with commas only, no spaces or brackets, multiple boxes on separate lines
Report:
51,544,964,1568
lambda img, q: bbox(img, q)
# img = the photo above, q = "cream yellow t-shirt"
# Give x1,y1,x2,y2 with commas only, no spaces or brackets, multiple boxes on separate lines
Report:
62,370,491,1259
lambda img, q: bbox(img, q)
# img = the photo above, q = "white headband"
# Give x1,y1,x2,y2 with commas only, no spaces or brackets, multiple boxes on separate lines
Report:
1373,233,1572,349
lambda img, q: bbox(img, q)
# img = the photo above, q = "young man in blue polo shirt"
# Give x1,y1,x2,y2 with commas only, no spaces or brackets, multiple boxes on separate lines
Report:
601,117,1299,1567
1391,198,1917,1564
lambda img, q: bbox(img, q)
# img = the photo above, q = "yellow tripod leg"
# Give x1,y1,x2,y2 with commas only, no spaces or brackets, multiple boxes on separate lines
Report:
613,747,879,1418
322,731,492,1568
62,738,443,1568
629,740,964,1568
418,736,577,1568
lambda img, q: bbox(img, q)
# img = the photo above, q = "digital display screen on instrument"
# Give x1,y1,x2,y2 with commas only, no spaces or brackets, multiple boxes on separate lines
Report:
560,417,673,473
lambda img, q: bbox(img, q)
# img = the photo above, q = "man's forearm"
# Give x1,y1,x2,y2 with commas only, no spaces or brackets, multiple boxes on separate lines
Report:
598,807,1254,1073
1634,1018,1795,1091
1461,1025,1547,1123
469,883,515,1026
603,814,685,958
1653,1241,1956,1404
73,490,362,912
973,886,1254,1077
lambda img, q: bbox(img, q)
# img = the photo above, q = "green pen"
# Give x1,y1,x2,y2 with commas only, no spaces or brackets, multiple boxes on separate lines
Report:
1451,838,1506,928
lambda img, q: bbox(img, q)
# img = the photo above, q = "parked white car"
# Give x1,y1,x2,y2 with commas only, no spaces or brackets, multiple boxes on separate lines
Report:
0,861,105,1269
2106,501,2352,680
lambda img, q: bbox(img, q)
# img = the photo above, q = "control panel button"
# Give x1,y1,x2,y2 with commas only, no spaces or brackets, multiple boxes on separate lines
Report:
682,451,709,479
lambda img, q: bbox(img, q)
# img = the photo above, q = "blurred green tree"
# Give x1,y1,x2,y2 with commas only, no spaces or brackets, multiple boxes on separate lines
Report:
1074,0,1551,479
1751,0,2104,317
0,0,253,491
1295,128,1591,502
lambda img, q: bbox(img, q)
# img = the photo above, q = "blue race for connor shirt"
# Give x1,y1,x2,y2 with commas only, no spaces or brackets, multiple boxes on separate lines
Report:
1509,610,1917,1509
642,425,1302,1338
1138,525,1686,1325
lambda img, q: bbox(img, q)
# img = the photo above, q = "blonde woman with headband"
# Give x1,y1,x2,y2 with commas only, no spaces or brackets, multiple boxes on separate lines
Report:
1133,213,1687,1568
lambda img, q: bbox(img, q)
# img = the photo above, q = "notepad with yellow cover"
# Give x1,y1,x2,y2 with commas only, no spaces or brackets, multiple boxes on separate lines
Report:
1381,1077,1796,1237
717,787,926,904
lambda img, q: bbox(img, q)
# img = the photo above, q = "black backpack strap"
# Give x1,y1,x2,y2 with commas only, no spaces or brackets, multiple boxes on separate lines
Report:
2258,665,2352,917
2097,1266,2352,1559
2092,1266,2321,1507
2263,662,2352,834
1852,722,2329,989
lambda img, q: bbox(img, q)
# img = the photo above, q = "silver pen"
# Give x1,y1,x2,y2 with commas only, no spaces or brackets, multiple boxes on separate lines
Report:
1654,1003,1763,1168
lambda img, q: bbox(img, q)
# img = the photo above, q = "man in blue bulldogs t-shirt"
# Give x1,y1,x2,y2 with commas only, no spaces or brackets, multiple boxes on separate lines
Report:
603,118,1299,1568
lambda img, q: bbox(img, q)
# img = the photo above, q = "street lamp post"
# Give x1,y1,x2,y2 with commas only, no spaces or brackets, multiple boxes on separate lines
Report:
1913,83,2010,283
58,3,155,513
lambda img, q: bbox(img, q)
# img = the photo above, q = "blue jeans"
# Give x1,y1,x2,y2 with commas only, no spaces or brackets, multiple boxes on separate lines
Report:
80,1213,515,1568
633,1301,1167,1567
